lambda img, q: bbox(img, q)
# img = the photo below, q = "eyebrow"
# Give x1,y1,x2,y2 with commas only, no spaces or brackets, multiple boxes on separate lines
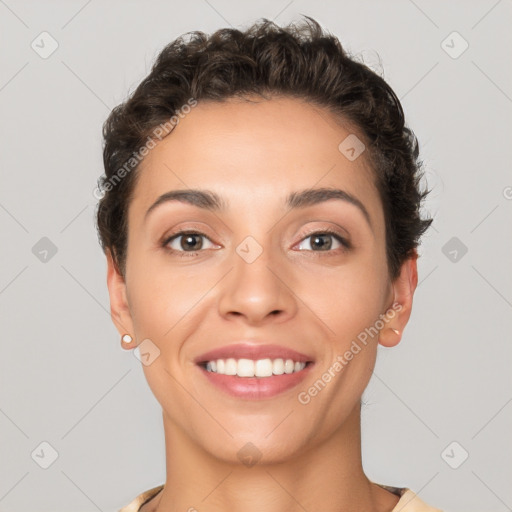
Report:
144,187,372,230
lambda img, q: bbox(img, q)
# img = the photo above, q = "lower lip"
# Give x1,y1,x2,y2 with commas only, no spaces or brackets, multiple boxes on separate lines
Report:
197,363,315,400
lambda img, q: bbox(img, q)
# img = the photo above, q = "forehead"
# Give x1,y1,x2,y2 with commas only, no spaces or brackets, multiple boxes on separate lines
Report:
129,96,383,229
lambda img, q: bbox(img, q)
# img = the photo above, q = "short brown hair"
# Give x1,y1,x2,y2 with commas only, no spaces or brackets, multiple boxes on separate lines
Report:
96,16,433,280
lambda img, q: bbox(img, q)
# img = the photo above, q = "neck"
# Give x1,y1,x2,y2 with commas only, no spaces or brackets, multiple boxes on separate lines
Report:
151,404,398,512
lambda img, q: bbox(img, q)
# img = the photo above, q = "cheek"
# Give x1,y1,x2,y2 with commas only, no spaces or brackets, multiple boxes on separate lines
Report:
295,269,385,419
126,250,210,336
332,288,385,343
126,264,208,413
299,260,387,342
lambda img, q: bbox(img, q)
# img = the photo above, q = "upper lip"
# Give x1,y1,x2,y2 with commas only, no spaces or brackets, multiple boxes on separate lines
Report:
194,343,314,364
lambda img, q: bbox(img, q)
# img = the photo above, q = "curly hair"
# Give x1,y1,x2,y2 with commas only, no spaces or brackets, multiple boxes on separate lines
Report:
96,16,433,281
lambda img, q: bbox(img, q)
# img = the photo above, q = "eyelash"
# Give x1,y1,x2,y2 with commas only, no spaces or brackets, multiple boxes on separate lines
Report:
161,228,351,258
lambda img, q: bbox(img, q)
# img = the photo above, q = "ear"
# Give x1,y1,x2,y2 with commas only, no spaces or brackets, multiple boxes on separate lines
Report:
106,250,134,340
378,251,419,348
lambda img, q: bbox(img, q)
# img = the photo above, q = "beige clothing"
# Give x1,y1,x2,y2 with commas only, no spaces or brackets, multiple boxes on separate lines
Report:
118,483,443,511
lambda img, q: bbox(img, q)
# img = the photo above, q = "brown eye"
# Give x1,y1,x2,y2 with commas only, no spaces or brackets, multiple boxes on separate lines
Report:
178,233,204,251
309,233,333,251
296,230,350,252
163,231,217,254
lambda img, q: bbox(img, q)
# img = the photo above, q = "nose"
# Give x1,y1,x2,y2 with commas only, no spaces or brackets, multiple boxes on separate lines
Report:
218,247,298,326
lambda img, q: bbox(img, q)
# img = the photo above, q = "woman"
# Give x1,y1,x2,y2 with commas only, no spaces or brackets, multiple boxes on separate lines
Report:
96,16,441,512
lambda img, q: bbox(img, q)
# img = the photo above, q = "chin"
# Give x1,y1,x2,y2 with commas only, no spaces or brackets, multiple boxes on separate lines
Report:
204,436,308,467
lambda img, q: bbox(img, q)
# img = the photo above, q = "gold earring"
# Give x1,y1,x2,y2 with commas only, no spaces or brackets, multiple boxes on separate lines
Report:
391,328,400,336
122,334,133,344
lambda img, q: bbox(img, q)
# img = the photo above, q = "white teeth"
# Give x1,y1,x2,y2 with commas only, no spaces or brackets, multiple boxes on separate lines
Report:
272,358,285,375
237,358,255,377
255,359,273,377
284,359,295,374
224,358,237,375
205,361,216,372
204,358,307,377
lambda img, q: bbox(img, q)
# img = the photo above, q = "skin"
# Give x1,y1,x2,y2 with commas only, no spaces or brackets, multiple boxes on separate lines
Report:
107,96,418,512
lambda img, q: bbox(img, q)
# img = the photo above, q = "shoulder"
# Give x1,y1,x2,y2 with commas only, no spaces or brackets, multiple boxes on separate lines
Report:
120,483,443,512
118,484,164,512
389,487,443,512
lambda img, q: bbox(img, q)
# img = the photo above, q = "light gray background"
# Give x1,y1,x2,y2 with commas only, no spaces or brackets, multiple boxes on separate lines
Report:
1,1,511,511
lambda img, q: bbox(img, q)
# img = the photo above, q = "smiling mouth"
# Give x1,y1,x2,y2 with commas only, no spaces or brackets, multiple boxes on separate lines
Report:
197,358,314,378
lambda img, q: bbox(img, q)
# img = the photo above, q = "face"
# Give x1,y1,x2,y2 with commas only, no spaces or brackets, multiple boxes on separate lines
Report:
108,96,415,464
